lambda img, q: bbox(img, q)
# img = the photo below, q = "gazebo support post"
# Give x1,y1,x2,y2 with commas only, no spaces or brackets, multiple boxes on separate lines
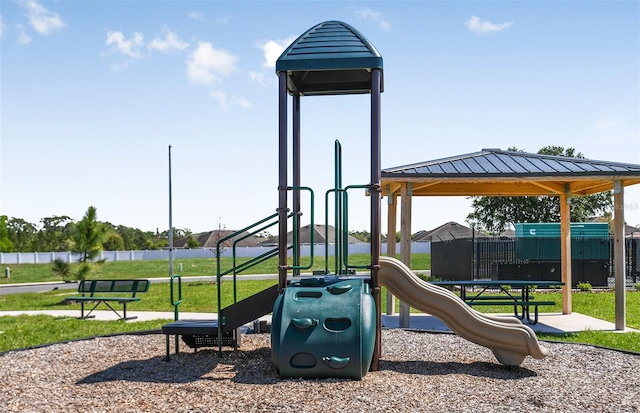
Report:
386,190,397,315
560,191,572,314
613,180,626,330
399,183,412,328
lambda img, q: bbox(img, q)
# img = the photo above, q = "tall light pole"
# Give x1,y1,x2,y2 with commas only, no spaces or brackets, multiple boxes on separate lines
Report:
168,145,174,276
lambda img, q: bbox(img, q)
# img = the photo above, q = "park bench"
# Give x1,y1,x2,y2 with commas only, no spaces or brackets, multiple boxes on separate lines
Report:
64,279,150,320
465,296,556,324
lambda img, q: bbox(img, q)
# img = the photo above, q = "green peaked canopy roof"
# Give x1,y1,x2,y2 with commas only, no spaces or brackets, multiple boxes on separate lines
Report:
276,20,384,95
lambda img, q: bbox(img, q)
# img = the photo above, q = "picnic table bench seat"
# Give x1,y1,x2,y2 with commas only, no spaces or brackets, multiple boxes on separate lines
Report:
64,279,150,320
465,298,556,324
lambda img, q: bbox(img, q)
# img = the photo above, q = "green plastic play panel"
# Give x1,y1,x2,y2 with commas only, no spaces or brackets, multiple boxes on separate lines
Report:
271,277,376,380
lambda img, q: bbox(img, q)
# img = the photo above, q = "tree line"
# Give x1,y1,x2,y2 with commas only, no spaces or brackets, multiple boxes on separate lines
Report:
0,208,191,253
0,146,619,254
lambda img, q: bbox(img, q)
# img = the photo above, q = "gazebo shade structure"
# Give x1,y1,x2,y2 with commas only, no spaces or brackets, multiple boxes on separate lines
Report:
382,148,640,197
276,20,383,95
381,148,640,330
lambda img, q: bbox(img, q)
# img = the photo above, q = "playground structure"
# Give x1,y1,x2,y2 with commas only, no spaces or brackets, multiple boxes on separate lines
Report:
162,21,550,378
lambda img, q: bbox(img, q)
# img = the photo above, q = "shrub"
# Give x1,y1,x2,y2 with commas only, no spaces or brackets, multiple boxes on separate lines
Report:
577,281,592,292
51,258,71,282
416,273,440,283
76,262,92,281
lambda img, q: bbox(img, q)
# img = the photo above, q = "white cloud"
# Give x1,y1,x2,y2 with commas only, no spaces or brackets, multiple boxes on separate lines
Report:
148,30,188,54
16,24,31,45
106,30,145,58
209,90,252,110
249,71,276,87
210,90,227,108
466,16,512,35
187,41,237,86
354,8,391,31
256,37,295,69
189,11,204,21
22,0,65,35
233,96,252,108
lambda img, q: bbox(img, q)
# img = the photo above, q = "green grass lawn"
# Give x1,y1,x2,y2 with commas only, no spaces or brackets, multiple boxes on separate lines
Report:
1,254,638,354
0,253,432,284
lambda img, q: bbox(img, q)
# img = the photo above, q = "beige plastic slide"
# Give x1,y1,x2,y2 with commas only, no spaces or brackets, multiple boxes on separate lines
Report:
378,256,549,366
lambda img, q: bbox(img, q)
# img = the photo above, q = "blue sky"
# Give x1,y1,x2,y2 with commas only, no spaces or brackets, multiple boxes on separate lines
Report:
1,0,639,236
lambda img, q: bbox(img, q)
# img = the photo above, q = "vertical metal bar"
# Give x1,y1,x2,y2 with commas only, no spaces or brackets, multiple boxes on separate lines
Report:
168,145,173,276
370,68,382,371
324,190,332,274
293,95,301,276
278,72,289,292
334,140,343,273
343,189,349,269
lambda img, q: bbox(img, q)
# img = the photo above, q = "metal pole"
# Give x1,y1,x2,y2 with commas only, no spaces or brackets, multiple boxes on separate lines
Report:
370,68,382,371
293,94,301,277
168,145,173,276
278,72,289,292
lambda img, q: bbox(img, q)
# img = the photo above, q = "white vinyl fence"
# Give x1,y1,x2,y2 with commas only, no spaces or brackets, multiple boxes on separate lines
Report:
0,242,430,265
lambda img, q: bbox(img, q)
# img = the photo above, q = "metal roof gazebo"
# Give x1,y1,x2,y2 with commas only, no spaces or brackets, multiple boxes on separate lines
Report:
381,148,640,330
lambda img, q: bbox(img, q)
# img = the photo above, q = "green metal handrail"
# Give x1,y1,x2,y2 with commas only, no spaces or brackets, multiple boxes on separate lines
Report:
334,140,343,275
324,187,347,274
288,185,315,270
169,274,182,321
215,210,297,356
343,184,371,270
168,274,182,357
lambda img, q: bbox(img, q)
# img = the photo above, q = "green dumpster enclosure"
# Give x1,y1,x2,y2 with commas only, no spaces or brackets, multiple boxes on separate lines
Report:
271,277,376,380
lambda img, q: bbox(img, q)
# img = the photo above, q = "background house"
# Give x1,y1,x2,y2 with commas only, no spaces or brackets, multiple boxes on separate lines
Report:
413,222,490,242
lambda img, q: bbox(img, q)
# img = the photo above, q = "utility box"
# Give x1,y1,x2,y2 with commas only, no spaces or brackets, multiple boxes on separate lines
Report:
514,223,609,261
514,222,609,238
271,277,376,380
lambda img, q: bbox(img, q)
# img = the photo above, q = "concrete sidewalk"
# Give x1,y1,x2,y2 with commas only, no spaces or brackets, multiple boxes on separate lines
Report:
1,310,636,334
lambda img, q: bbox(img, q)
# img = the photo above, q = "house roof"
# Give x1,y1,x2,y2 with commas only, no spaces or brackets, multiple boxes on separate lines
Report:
382,148,640,197
265,224,364,245
173,230,263,249
413,221,489,242
276,20,383,96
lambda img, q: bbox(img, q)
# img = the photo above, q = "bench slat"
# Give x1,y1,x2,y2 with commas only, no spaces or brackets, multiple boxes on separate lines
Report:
467,301,555,306
65,297,141,302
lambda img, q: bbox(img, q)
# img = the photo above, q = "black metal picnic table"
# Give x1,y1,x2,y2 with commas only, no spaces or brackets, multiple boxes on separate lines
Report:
430,280,564,324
